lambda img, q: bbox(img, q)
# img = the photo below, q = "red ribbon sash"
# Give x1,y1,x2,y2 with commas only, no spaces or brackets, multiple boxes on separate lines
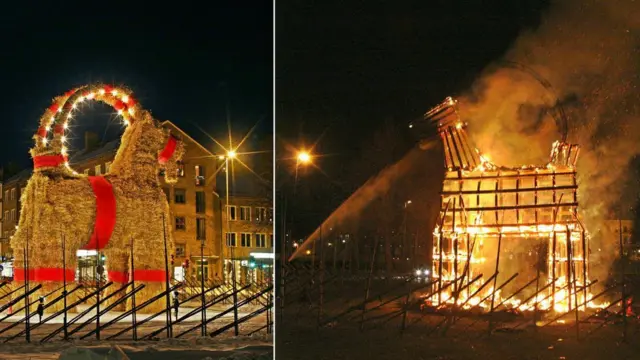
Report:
133,269,167,282
158,136,178,164
33,155,66,169
82,176,116,251
14,268,74,282
108,270,129,283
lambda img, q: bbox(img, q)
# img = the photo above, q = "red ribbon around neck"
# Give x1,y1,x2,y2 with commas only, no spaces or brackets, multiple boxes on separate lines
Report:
81,176,117,251
33,155,66,169
158,136,178,164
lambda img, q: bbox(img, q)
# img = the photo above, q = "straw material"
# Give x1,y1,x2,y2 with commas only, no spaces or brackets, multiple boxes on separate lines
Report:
10,84,183,314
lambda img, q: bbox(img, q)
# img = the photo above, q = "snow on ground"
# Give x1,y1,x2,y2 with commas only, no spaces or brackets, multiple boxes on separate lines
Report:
0,334,272,360
0,305,273,359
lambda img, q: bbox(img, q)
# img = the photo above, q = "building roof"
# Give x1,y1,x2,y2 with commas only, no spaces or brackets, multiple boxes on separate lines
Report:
3,169,31,185
69,139,120,165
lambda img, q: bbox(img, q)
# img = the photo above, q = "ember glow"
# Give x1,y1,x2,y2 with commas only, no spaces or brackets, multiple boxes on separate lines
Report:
415,97,609,313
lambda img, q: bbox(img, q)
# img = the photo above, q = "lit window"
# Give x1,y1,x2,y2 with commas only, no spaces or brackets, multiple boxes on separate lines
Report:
11,189,15,200
105,161,112,173
241,233,252,247
95,165,102,176
11,209,16,222
195,165,205,186
176,161,185,177
83,169,90,175
226,232,237,247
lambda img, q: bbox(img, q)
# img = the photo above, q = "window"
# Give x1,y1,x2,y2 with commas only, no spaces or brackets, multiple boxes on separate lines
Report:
105,161,112,173
11,189,15,200
196,259,209,281
3,211,8,222
195,165,205,186
227,205,237,221
84,169,90,175
175,216,186,231
174,189,186,204
255,207,267,222
175,244,186,257
95,165,102,176
240,206,251,221
196,218,206,240
226,232,237,247
196,191,205,213
241,233,252,247
256,233,267,248
176,161,185,177
4,191,8,201
163,188,170,202
11,209,16,221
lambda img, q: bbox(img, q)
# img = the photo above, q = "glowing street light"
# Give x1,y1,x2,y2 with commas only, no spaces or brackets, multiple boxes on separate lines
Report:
227,150,237,159
297,151,311,165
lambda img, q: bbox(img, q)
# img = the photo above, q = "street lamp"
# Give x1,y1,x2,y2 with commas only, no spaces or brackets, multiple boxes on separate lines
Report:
297,151,311,165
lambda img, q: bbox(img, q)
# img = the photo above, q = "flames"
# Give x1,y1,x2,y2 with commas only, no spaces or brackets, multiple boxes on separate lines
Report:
422,98,610,316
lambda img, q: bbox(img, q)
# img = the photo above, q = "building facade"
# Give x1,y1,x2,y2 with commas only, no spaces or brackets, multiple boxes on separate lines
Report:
221,195,273,285
0,170,29,260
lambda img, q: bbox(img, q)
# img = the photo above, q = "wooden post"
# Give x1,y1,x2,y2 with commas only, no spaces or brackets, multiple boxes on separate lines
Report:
552,231,557,310
200,237,206,336
488,231,503,336
162,214,173,338
24,230,30,343
619,218,627,342
130,237,137,341
318,225,324,327
360,237,378,332
62,234,68,340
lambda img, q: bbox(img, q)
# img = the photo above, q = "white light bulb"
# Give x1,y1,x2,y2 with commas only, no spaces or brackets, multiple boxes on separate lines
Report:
99,89,106,95
111,89,118,96
57,107,62,113
61,147,67,155
72,103,77,109
121,95,129,103
67,114,72,120
42,138,48,145
87,93,95,99
64,122,69,129
128,107,135,115
61,136,67,142
78,96,85,102
117,109,123,115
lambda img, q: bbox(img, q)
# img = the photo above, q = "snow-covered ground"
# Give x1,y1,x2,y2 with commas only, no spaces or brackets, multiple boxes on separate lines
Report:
0,335,272,359
0,305,273,359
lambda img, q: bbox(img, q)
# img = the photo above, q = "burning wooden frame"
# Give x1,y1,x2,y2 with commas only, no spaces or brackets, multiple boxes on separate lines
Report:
414,97,595,313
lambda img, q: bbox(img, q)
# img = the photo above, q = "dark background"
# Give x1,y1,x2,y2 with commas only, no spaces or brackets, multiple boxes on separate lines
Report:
276,0,552,241
0,1,272,178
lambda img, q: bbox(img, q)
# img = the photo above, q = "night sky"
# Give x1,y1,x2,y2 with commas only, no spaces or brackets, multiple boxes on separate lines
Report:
277,1,551,238
0,2,272,175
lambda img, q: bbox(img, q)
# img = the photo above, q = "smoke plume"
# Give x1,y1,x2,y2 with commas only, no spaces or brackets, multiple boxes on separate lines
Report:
457,0,640,283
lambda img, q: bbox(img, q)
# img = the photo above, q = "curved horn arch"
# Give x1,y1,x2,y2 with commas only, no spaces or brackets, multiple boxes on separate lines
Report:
495,61,570,143
31,84,142,174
